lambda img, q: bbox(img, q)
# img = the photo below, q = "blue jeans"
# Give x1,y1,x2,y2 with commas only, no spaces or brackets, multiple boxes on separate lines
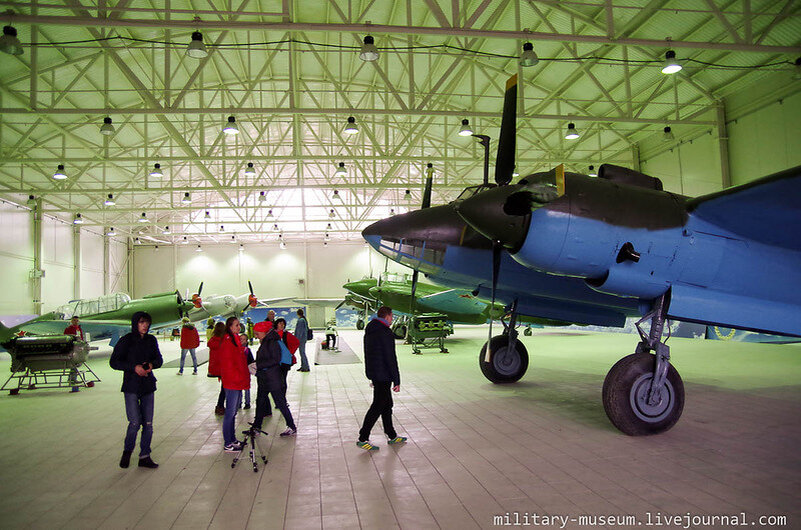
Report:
179,348,197,372
223,389,242,445
124,392,154,457
298,341,309,370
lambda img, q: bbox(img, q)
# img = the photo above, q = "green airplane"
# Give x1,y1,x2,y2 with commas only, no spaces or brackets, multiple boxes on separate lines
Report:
0,291,191,348
339,276,568,334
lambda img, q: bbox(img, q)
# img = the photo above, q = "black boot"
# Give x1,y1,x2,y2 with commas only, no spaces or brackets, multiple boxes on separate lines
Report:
138,456,159,469
119,450,132,468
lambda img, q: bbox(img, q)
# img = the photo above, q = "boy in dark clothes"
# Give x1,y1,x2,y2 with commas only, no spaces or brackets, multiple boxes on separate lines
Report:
250,321,297,436
357,306,408,451
110,311,163,469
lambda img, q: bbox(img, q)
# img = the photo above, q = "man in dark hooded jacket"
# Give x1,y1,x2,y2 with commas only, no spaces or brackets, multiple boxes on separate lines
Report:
357,306,407,451
251,321,297,436
110,311,163,469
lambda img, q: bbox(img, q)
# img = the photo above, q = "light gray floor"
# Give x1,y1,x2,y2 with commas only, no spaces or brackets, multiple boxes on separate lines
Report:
0,328,799,529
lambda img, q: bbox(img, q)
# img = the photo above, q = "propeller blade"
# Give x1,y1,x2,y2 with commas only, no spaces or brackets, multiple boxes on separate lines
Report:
494,75,518,186
422,163,434,209
486,240,502,362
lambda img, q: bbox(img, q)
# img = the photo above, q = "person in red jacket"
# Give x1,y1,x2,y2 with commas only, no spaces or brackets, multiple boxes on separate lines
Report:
64,316,84,340
178,318,200,375
218,316,250,452
207,321,226,415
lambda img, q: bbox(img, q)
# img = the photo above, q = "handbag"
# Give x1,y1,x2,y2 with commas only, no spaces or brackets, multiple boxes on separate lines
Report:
278,339,292,365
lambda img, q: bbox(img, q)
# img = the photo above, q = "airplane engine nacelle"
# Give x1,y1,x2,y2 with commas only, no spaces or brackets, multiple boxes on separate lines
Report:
511,177,687,299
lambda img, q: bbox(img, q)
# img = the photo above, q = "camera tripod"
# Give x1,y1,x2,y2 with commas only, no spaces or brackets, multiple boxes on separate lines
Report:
231,425,268,472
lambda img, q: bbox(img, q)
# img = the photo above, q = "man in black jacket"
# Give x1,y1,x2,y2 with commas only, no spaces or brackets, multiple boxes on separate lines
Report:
110,311,163,469
357,306,407,451
251,321,297,436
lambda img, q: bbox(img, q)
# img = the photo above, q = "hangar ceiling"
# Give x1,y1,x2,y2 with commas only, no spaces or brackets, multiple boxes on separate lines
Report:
0,0,799,245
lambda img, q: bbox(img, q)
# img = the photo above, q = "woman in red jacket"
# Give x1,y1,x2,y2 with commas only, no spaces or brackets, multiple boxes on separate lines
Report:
207,322,226,415
218,316,250,452
178,318,200,375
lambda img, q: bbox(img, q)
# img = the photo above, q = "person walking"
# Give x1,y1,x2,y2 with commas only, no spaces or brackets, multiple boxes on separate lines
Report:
109,311,163,469
208,321,227,415
218,316,250,452
178,317,199,375
294,309,310,372
250,321,297,437
357,306,407,451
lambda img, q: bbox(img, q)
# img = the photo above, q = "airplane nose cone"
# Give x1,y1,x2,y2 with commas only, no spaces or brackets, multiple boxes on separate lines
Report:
455,185,530,251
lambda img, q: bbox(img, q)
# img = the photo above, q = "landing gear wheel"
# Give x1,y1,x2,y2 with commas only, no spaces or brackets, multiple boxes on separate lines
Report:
479,335,529,383
356,319,365,330
602,352,684,436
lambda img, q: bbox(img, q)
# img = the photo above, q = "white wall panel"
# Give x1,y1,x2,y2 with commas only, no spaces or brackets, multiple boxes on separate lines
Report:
0,202,34,315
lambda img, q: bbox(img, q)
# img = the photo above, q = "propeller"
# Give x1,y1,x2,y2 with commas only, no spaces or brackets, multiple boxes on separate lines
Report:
409,163,435,315
191,282,204,308
485,75,518,360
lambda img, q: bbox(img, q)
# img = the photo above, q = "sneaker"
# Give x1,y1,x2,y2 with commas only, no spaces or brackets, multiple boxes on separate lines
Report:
119,450,132,468
388,436,407,445
279,427,297,437
138,456,159,469
224,441,245,453
215,406,225,416
356,440,379,451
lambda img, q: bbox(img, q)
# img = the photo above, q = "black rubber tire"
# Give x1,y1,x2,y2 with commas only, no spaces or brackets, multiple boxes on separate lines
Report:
393,325,407,340
602,352,684,436
356,320,365,330
479,335,529,383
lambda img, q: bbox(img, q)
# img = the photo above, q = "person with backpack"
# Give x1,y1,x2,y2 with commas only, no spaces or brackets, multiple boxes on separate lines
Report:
294,309,311,372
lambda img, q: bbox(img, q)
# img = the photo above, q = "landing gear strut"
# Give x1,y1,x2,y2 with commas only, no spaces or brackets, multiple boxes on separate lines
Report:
479,299,529,383
602,293,684,435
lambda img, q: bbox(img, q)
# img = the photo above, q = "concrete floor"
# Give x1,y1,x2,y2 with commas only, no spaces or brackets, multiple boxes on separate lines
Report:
0,327,799,529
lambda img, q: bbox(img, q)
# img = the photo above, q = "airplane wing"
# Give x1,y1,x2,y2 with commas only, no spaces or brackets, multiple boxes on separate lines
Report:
687,166,800,250
417,289,488,315
293,298,346,308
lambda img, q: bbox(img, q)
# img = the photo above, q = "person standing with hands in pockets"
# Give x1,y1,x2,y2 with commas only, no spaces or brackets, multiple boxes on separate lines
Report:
357,306,407,451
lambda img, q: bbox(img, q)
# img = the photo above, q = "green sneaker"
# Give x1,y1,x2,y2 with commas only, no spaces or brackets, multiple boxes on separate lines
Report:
356,440,379,451
387,436,407,445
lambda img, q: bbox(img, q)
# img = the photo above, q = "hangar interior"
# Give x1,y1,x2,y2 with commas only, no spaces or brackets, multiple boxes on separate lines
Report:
0,1,800,529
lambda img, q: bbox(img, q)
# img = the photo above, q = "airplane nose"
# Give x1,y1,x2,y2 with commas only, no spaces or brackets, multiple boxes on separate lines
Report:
455,185,530,251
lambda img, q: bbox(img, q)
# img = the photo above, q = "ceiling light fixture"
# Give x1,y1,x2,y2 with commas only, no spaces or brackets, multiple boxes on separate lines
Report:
0,25,23,56
359,35,379,62
187,31,208,59
344,116,358,134
458,119,473,137
564,122,579,140
149,163,163,178
335,162,347,176
663,126,675,141
519,42,538,67
105,193,116,206
182,192,191,204
53,164,67,180
223,115,239,135
73,213,84,225
100,117,115,135
244,162,256,177
138,212,148,223
661,50,682,74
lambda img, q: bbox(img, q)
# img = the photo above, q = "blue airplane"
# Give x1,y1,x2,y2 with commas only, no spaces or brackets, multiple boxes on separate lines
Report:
362,74,801,436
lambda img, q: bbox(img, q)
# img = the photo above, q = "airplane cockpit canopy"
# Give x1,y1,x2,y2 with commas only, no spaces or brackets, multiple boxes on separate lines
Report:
57,293,131,318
